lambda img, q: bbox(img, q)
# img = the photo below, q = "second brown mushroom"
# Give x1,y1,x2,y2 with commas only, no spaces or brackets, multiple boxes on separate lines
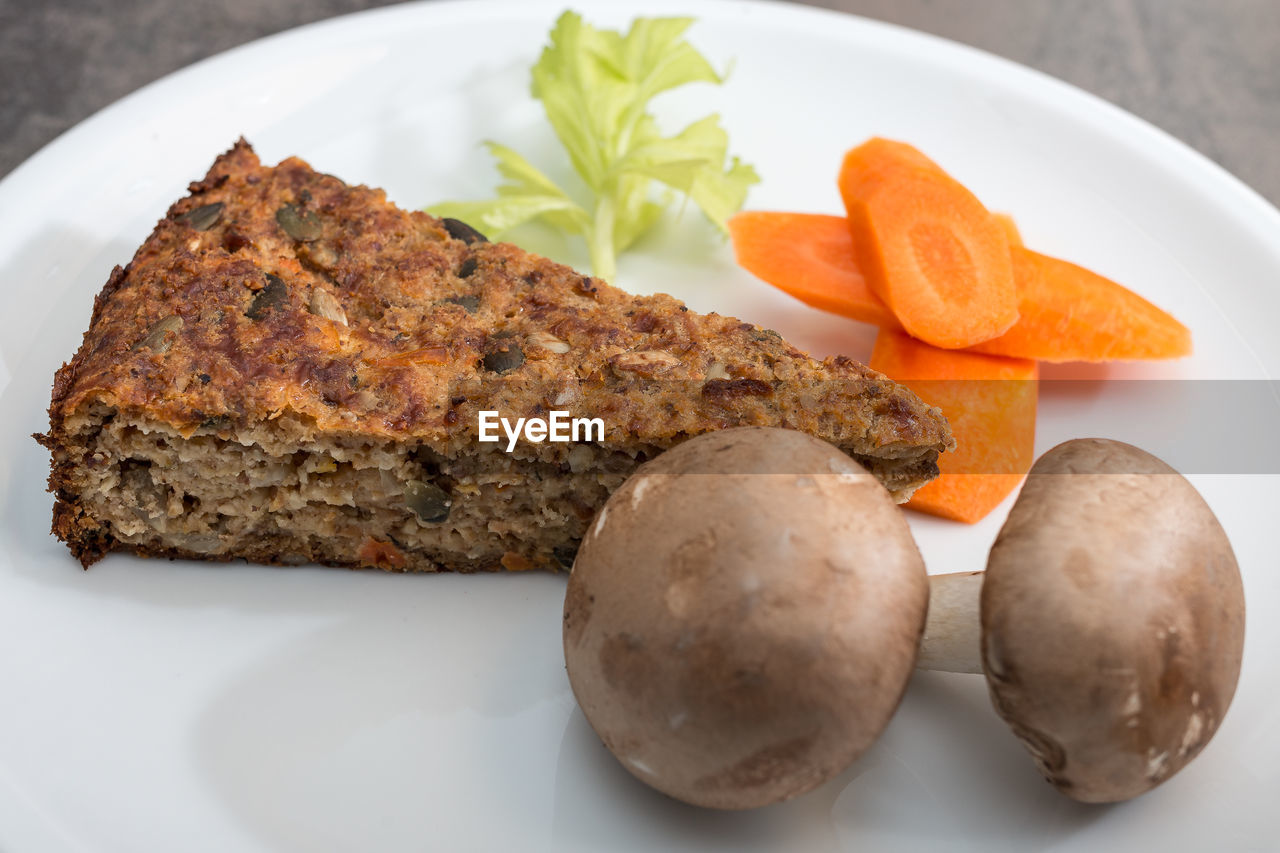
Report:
917,438,1246,803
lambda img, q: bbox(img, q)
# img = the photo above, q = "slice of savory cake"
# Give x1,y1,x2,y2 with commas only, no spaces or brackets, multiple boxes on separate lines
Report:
38,140,952,572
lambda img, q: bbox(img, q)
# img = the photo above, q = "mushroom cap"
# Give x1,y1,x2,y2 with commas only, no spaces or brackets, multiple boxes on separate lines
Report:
563,427,929,810
982,438,1245,803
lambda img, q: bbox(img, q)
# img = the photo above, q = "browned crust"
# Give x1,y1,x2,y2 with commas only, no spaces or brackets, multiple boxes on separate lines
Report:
39,140,952,569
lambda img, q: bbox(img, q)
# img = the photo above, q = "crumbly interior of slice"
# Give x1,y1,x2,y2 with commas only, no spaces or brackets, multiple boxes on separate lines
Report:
62,405,658,572
53,403,940,572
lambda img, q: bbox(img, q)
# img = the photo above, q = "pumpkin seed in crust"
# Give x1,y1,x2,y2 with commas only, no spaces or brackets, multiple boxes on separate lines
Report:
179,203,224,231
442,295,480,313
442,218,488,245
405,480,451,523
482,340,525,374
276,204,322,241
246,274,288,320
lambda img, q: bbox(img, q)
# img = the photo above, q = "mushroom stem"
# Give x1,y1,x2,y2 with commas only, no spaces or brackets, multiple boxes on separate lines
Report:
917,571,983,674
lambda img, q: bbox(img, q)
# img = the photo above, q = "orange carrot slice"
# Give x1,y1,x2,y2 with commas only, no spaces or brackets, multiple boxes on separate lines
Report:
871,331,1038,523
970,248,1192,362
839,138,1018,349
728,211,900,328
993,213,1023,247
729,211,1191,363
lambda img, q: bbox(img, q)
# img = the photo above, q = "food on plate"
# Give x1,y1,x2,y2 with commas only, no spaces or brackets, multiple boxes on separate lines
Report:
37,141,952,572
729,212,1190,363
726,211,898,328
966,247,1193,361
993,212,1023,247
838,137,1019,349
427,11,758,281
562,427,928,809
869,331,1038,523
917,438,1245,802
730,137,1194,524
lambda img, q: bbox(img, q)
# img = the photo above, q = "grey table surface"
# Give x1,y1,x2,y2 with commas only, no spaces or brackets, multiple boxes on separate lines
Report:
2,0,1278,206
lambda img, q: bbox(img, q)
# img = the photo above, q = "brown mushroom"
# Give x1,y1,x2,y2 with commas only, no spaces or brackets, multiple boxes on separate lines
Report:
918,438,1245,803
563,427,929,810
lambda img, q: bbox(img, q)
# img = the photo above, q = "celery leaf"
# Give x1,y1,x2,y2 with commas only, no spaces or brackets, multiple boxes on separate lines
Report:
426,11,758,281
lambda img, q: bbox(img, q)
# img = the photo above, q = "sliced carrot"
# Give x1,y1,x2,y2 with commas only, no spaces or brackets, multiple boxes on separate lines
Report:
729,211,1191,363
728,211,900,328
970,247,1192,362
839,138,1018,349
870,331,1038,523
993,213,1023,247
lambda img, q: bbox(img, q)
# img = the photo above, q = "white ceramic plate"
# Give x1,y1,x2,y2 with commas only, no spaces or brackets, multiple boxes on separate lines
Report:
2,1,1278,850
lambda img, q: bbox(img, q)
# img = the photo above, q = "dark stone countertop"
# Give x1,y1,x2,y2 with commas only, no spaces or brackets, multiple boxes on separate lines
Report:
2,0,1277,205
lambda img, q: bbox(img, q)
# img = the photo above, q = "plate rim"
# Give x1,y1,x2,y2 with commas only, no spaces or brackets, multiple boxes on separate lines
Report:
4,0,1280,248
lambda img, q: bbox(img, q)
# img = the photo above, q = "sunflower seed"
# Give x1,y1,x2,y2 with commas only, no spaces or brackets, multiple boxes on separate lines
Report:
297,241,339,270
132,315,184,353
704,361,729,381
527,330,570,354
308,287,348,325
552,385,579,407
610,349,681,377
